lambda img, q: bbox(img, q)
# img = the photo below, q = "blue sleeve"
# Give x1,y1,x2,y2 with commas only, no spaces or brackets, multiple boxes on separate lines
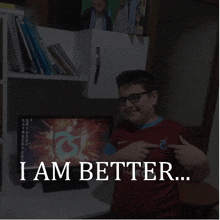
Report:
103,143,116,155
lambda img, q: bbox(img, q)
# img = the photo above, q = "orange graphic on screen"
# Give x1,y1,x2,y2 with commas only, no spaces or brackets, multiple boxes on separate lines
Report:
29,118,110,167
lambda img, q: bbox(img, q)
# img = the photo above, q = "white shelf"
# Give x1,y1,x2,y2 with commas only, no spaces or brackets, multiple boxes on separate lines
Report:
0,9,24,16
7,72,88,82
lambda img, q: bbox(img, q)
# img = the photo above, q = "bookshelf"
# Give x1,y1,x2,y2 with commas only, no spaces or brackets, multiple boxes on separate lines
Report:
7,71,88,81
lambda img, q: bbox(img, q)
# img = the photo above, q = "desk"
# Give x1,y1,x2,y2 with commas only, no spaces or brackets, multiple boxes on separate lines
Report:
178,181,219,218
1,179,111,219
2,178,218,218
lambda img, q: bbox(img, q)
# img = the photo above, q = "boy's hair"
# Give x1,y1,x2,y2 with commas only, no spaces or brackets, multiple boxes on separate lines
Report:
116,70,161,93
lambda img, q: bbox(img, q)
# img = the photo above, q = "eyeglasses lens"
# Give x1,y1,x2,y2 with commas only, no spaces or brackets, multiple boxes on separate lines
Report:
129,94,140,103
119,94,141,105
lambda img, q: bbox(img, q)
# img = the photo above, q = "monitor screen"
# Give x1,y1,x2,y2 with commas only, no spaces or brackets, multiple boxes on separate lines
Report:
17,116,113,170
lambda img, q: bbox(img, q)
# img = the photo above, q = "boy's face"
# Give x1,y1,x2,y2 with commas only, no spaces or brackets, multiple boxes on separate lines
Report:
92,0,107,13
118,84,158,125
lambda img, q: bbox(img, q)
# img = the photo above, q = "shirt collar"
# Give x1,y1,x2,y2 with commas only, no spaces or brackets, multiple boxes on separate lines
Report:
134,117,163,130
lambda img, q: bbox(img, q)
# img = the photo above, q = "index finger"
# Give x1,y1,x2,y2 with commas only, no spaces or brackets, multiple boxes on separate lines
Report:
167,144,183,150
143,143,160,149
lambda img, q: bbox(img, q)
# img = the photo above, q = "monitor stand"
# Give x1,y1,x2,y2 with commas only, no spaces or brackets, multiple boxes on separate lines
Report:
40,171,89,193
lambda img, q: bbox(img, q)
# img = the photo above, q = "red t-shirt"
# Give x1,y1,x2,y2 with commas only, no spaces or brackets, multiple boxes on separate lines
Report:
110,119,193,218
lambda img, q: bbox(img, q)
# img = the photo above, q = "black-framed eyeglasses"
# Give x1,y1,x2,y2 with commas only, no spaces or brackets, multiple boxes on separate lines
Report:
119,92,148,105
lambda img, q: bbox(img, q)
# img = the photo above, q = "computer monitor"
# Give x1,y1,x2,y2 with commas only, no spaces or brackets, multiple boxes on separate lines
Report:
17,115,113,192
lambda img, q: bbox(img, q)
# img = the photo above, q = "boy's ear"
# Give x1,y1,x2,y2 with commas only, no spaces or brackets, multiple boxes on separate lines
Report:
148,90,158,97
150,90,158,105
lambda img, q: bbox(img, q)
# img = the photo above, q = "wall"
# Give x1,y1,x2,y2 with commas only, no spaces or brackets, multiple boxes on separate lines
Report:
0,2,15,8
151,0,218,127
205,96,219,214
205,96,219,189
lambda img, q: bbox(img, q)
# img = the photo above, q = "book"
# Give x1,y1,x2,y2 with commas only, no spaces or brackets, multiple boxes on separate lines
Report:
53,43,79,76
47,45,74,76
47,46,69,75
15,16,37,74
46,51,66,75
19,20,44,74
40,43,61,75
30,24,57,75
7,14,25,73
30,26,61,75
7,29,20,72
23,17,53,75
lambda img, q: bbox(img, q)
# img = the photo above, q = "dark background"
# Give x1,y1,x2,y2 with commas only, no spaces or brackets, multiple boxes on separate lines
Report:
0,0,82,30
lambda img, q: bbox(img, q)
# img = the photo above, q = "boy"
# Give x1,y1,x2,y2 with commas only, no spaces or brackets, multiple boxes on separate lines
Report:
100,70,209,218
81,0,112,31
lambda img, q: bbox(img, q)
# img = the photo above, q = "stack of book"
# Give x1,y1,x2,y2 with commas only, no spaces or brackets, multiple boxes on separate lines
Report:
6,12,78,76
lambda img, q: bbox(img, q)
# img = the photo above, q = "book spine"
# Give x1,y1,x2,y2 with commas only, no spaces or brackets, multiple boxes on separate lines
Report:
7,29,20,72
47,46,68,75
45,47,65,75
52,56,67,75
41,44,60,75
48,45,73,75
20,22,44,74
7,14,25,72
23,17,52,75
15,16,37,74
31,25,56,75
54,43,79,76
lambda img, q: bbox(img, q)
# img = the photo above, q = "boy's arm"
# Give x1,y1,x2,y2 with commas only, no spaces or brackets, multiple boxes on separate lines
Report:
97,153,123,177
98,141,154,177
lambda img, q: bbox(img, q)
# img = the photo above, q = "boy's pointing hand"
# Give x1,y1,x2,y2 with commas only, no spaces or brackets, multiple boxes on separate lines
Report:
116,141,159,162
168,135,208,170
